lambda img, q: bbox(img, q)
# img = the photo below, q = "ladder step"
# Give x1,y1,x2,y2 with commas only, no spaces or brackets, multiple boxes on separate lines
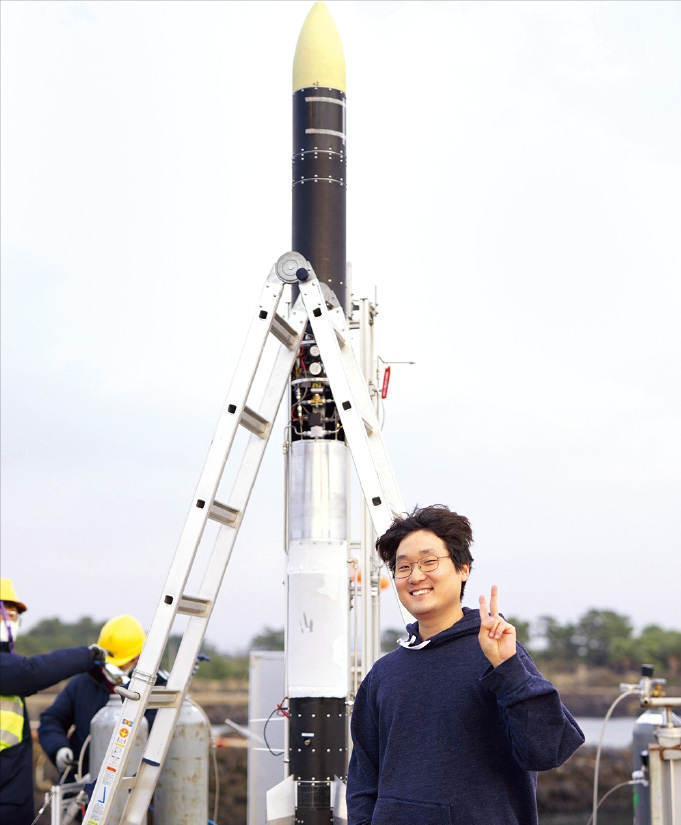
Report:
147,687,182,709
329,313,347,348
177,594,211,617
208,500,239,526
270,312,299,349
240,404,269,436
118,776,136,792
339,397,374,436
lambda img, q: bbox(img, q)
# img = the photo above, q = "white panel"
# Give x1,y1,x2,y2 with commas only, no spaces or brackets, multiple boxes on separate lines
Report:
287,540,349,698
248,652,287,825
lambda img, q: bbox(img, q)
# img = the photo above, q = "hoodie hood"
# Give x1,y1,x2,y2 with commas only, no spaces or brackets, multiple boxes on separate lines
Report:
399,606,482,650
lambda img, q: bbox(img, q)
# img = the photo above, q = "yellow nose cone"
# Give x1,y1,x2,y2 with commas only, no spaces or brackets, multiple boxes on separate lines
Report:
293,2,346,93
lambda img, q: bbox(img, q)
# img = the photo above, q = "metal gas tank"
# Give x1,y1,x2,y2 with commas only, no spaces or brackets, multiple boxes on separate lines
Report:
89,693,149,824
152,696,211,825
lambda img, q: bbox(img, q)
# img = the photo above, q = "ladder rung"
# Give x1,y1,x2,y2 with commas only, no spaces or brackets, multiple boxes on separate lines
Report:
208,500,239,526
147,687,182,709
361,414,374,435
330,316,347,348
177,595,211,617
118,776,136,792
240,404,269,436
270,313,298,349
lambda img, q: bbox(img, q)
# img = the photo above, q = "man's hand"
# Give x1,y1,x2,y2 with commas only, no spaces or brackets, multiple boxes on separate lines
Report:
56,746,74,773
478,585,517,668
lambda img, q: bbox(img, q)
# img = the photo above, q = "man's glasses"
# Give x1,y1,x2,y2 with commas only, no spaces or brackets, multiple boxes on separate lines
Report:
394,555,452,579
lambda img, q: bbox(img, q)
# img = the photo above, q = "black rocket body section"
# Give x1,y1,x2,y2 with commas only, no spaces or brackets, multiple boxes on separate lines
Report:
290,85,348,445
292,86,347,314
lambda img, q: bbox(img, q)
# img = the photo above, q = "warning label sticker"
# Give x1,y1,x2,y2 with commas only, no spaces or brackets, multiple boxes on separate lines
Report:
107,744,124,767
88,801,104,822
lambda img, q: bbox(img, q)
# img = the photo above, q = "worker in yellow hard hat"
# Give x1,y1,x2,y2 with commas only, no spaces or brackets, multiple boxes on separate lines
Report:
0,578,108,825
39,614,154,779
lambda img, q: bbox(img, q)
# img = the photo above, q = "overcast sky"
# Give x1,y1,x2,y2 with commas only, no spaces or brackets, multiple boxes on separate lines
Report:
2,0,679,653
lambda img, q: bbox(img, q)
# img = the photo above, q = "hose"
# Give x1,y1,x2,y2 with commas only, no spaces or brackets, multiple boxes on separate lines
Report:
77,734,91,781
587,779,647,825
29,793,50,825
591,688,638,825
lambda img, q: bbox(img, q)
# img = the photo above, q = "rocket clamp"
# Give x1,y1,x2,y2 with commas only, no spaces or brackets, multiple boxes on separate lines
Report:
82,254,408,825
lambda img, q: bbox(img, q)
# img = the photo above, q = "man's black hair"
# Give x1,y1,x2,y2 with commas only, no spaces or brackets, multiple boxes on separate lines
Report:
376,504,474,598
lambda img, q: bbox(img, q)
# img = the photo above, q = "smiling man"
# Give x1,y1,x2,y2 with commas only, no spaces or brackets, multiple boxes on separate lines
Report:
346,505,584,825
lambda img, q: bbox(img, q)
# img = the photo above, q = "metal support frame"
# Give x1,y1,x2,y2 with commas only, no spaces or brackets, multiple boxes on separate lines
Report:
357,297,381,679
648,704,681,825
50,779,89,825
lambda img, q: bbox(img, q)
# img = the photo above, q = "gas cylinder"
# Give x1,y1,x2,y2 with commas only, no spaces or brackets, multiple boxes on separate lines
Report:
152,696,211,825
89,693,149,823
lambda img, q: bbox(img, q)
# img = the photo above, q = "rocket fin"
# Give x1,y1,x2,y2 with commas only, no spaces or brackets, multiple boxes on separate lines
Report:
266,775,295,825
332,775,347,824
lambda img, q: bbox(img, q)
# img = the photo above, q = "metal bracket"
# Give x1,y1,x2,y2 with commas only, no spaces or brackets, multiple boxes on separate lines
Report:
276,251,310,284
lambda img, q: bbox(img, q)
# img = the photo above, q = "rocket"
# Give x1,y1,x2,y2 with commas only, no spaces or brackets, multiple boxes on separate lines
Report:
292,1,347,313
269,4,350,824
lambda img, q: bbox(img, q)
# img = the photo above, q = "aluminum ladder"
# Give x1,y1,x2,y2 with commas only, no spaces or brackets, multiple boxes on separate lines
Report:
83,251,406,825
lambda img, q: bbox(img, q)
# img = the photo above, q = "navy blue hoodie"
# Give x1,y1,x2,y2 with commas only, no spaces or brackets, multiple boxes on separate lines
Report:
38,666,113,774
347,608,584,825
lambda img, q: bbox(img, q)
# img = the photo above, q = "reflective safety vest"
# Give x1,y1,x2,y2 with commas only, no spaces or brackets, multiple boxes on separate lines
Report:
0,694,25,751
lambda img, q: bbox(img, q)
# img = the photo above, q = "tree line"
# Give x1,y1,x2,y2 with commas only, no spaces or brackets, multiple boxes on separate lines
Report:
14,619,285,681
380,609,681,675
14,610,681,679
521,609,681,674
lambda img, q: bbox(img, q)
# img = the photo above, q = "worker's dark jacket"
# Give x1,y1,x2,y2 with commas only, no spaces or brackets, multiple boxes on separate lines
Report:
0,643,92,825
39,668,166,775
38,667,113,775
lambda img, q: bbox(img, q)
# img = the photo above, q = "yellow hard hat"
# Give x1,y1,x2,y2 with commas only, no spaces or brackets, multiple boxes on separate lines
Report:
97,615,146,666
0,578,27,613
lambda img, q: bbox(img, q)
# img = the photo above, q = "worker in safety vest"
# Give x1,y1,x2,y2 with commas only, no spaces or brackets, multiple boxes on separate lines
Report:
39,614,149,777
0,578,108,825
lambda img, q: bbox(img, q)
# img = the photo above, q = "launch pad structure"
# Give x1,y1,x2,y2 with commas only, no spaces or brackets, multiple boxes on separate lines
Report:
81,251,411,825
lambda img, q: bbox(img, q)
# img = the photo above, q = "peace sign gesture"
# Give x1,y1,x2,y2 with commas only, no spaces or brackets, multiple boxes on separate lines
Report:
478,585,517,668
